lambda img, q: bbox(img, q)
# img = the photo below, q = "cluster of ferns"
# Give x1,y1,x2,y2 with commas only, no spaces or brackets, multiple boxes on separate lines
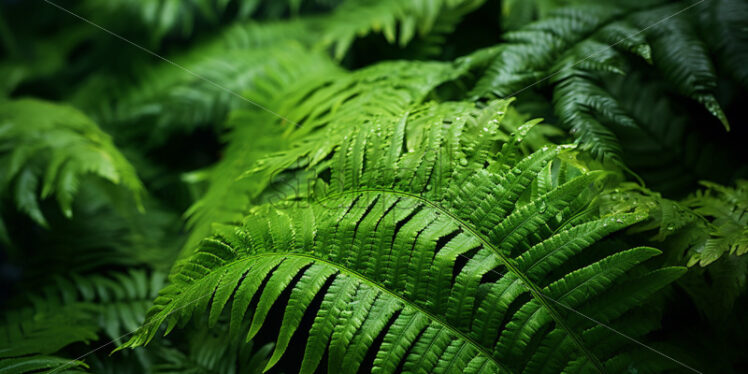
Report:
1,0,746,373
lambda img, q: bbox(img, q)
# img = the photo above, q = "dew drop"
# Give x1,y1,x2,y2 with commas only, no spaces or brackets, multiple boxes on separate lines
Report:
616,218,623,224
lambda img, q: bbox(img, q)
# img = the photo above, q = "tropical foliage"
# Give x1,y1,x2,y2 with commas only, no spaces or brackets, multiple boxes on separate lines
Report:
1,0,746,373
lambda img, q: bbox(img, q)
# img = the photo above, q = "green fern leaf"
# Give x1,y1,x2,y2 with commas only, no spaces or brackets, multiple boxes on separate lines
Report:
632,3,729,130
122,100,685,373
181,60,464,256
0,99,143,225
468,0,731,164
0,304,98,359
685,180,748,266
72,0,484,147
82,42,339,147
316,0,485,59
151,326,274,374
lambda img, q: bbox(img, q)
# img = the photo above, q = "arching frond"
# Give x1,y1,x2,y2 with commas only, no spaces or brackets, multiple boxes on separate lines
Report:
181,59,465,255
599,179,748,323
0,271,166,373
2,1,745,373
684,180,748,266
0,270,164,373
0,99,143,228
279,59,464,139
0,304,97,360
467,0,731,165
0,297,97,373
72,0,485,147
3,270,164,345
123,100,685,373
0,355,89,373
588,72,735,196
315,0,486,59
75,40,339,147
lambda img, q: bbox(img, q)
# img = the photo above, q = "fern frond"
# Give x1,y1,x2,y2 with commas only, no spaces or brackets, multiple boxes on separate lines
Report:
279,59,464,139
600,180,748,267
598,178,748,324
470,3,623,97
601,73,735,196
684,180,748,266
78,0,335,46
78,41,339,147
0,99,143,226
468,0,731,165
182,59,464,255
123,100,685,373
698,0,748,89
0,270,166,373
152,327,274,374
4,270,164,344
315,0,485,59
631,2,728,129
0,304,98,359
181,110,290,257
43,270,165,342
0,301,97,371
73,0,484,147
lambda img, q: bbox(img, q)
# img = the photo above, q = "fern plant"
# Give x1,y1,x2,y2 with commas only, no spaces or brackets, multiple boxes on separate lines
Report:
180,59,466,256
2,0,747,372
77,0,334,45
0,270,164,373
463,0,747,195
0,99,143,240
684,180,748,266
68,0,486,149
123,101,686,373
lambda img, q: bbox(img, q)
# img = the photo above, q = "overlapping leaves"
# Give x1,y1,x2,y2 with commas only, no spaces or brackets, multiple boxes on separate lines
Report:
123,100,685,373
466,0,732,174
